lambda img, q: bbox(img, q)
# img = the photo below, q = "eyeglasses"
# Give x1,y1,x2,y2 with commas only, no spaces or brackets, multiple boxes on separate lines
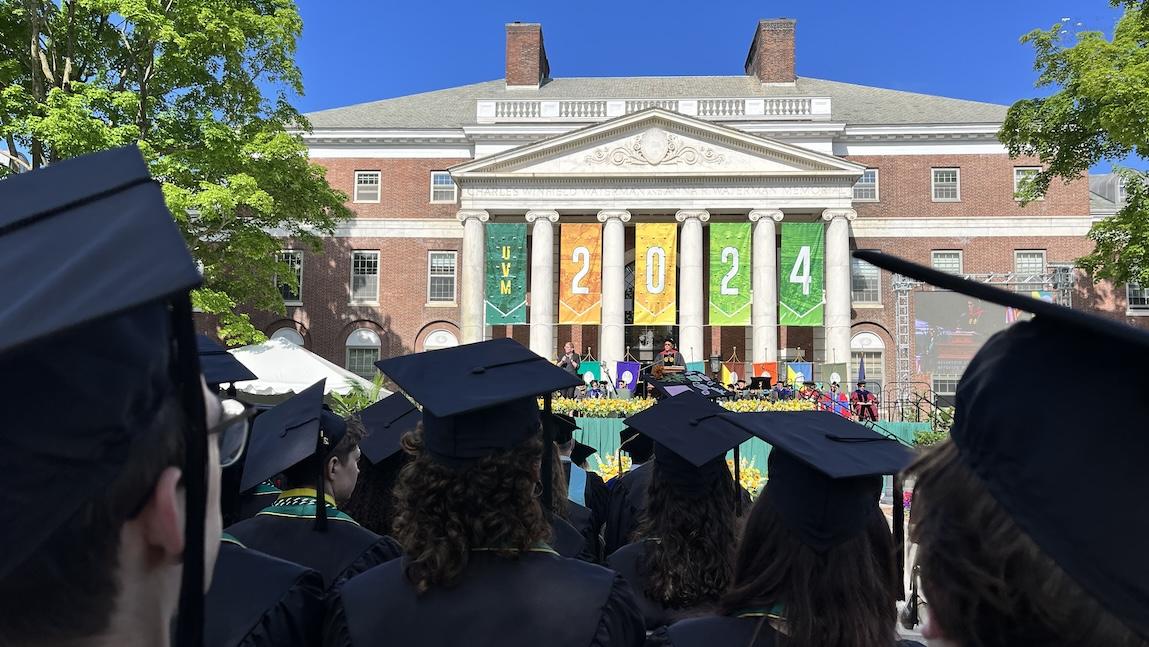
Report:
208,398,255,468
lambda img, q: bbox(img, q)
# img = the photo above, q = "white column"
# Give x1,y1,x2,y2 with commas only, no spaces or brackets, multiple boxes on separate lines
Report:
457,209,490,344
598,210,631,369
749,209,784,363
821,208,857,365
675,210,709,364
526,210,559,358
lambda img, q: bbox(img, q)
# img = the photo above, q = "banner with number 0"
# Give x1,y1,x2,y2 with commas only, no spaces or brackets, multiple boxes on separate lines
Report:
708,222,752,326
559,223,602,324
634,223,678,325
778,222,825,326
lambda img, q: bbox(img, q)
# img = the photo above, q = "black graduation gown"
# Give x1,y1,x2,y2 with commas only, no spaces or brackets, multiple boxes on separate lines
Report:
226,492,402,592
236,487,279,524
324,549,646,647
566,500,603,562
645,616,927,647
551,514,597,562
564,461,611,524
205,539,325,647
607,540,715,630
604,463,652,555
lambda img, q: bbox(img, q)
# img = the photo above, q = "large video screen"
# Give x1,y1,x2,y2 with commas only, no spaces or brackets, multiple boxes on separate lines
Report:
913,292,1020,376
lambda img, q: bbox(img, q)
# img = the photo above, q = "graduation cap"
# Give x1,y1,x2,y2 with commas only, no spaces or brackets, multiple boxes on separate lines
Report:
0,146,207,646
376,338,582,464
624,391,751,490
549,413,579,445
618,426,654,461
357,393,420,464
647,371,734,400
571,442,597,466
197,334,257,387
856,250,1149,636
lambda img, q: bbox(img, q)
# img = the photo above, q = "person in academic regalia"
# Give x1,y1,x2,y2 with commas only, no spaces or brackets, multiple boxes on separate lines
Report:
851,380,879,421
856,250,1149,646
324,338,645,647
820,382,851,418
603,427,656,555
0,146,235,647
607,392,749,630
226,380,401,592
647,409,917,647
571,440,598,471
341,393,419,537
552,413,611,561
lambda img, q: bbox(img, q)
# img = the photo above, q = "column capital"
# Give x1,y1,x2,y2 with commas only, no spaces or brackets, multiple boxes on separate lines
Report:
457,209,490,224
525,209,559,224
674,209,710,223
748,209,785,223
596,209,631,223
820,208,857,223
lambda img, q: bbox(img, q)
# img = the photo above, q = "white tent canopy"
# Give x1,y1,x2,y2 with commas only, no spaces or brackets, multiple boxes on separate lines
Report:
228,337,388,397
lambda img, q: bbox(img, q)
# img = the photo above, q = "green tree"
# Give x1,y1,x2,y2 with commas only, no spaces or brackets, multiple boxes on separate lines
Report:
0,0,351,342
999,1,1149,286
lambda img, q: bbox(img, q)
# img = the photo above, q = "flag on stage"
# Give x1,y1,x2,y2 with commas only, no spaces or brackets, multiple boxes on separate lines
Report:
785,361,812,384
708,223,752,326
820,362,847,386
634,223,677,325
778,222,825,326
723,362,745,386
559,223,602,324
483,223,527,324
686,361,705,374
580,360,602,384
752,361,777,380
720,363,732,386
614,361,640,392
857,355,867,383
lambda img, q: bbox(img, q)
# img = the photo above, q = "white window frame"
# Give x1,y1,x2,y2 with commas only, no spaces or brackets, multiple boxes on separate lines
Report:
932,375,961,396
852,168,879,202
345,329,382,379
931,168,961,202
427,251,458,304
350,250,380,304
429,171,457,204
276,250,303,305
353,170,381,204
931,250,964,275
850,257,882,306
1013,167,1043,201
1128,284,1149,315
1014,250,1046,292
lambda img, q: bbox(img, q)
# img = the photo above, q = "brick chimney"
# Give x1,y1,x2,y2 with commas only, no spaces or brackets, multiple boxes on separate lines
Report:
505,22,550,89
744,19,796,85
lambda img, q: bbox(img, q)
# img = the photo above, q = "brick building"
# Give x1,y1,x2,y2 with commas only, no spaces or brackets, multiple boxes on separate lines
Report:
250,19,1147,403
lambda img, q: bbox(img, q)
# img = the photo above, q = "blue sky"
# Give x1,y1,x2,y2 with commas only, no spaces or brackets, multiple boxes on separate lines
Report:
290,0,1131,170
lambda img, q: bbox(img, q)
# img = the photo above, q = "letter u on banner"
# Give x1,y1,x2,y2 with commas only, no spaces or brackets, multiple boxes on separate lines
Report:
634,223,678,325
559,223,602,324
484,223,527,324
709,222,752,326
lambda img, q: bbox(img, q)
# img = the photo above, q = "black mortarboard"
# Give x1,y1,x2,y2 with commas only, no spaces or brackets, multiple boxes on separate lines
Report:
624,391,751,489
0,146,207,645
550,413,579,445
240,380,330,491
358,393,420,463
197,334,257,387
618,426,654,460
376,338,582,463
856,250,1149,637
571,442,597,466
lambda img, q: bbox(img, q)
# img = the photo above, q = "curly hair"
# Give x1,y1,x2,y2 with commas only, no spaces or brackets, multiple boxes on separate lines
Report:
342,452,408,536
720,493,897,647
392,424,551,594
635,461,738,609
548,443,570,520
909,440,1147,647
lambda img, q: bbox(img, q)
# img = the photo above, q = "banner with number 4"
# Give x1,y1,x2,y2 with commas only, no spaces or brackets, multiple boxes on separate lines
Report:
778,222,825,326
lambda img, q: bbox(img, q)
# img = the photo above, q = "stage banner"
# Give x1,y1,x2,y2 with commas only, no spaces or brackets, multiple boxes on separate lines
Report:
785,361,813,385
686,361,706,374
634,223,678,325
752,361,777,379
580,360,602,384
484,223,527,324
708,223,752,326
559,223,602,324
820,362,848,386
614,361,641,392
778,222,825,326
721,362,746,387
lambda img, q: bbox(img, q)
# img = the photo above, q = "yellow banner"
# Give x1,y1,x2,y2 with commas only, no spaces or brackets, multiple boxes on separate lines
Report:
559,223,602,324
634,223,677,325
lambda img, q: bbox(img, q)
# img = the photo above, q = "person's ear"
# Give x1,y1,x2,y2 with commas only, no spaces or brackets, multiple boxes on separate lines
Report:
326,454,342,483
137,466,185,561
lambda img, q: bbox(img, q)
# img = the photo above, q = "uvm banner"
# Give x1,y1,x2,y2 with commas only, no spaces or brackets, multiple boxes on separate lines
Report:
778,222,825,326
484,223,527,324
708,223,752,326
634,223,677,325
559,223,602,324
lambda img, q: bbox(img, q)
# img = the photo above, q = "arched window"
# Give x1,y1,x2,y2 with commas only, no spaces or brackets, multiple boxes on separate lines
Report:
850,332,885,390
422,329,459,352
345,329,381,379
271,327,304,346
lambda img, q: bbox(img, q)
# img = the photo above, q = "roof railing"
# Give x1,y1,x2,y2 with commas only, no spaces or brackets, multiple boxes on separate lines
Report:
476,96,831,124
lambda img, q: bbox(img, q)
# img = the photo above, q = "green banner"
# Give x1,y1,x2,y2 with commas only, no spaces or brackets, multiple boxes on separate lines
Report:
484,223,527,324
778,222,825,326
709,223,752,326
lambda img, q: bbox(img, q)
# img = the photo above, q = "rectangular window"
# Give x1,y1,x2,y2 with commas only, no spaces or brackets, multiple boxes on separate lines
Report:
1014,250,1046,291
1013,167,1042,200
850,351,885,389
430,171,457,203
1129,284,1149,310
427,251,457,303
932,375,961,396
354,171,381,203
931,250,963,275
853,169,879,201
850,257,881,305
932,168,960,202
276,250,303,304
346,348,380,379
350,251,379,303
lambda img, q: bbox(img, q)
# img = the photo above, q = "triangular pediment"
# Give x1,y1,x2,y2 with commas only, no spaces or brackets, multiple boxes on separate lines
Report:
451,108,865,178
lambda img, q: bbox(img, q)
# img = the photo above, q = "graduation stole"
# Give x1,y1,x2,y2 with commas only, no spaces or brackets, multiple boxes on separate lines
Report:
253,480,281,496
567,463,587,507
259,488,358,525
220,532,244,547
471,542,559,556
732,603,786,621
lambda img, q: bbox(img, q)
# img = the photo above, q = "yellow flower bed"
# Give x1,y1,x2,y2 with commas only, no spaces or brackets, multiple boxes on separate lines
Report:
589,451,767,497
543,396,815,418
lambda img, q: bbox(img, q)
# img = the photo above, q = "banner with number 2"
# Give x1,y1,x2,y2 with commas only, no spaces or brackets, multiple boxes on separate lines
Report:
634,223,678,325
559,223,602,324
778,222,825,326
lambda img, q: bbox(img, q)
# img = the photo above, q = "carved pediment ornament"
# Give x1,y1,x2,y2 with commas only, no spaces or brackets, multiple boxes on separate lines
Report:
584,128,726,167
